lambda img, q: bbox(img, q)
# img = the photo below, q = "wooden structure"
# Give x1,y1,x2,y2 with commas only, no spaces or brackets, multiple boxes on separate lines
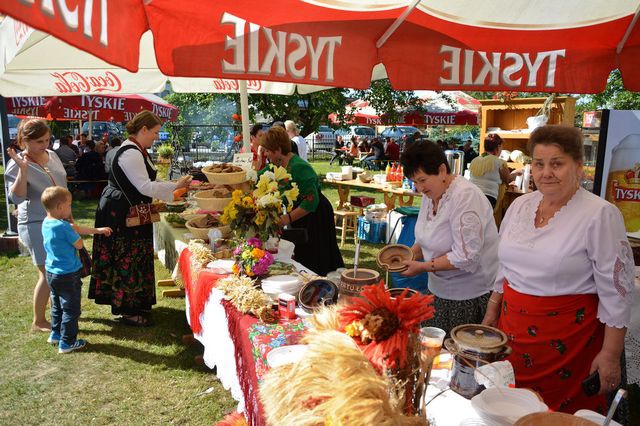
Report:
479,96,577,169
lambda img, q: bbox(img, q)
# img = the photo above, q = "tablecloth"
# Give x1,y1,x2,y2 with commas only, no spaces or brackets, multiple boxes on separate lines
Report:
179,249,311,425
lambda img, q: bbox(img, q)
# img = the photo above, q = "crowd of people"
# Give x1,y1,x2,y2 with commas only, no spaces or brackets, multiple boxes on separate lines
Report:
50,132,122,181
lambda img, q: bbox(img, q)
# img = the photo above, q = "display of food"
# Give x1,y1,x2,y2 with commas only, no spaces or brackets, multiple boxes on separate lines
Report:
202,163,247,185
166,201,187,213
189,181,220,191
193,186,234,211
267,261,297,276
185,214,231,239
165,213,187,227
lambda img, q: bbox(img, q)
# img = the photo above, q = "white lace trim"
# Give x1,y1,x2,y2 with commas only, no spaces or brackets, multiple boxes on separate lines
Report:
448,210,483,272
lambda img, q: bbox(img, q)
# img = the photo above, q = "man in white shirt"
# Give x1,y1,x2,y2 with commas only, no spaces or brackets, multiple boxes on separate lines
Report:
285,120,308,161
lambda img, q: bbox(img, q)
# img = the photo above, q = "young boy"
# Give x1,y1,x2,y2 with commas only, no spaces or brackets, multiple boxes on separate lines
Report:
41,186,112,354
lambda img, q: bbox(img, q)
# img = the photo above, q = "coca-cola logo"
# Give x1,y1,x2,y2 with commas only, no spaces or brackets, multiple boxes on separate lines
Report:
212,79,263,92
51,71,122,94
13,20,31,47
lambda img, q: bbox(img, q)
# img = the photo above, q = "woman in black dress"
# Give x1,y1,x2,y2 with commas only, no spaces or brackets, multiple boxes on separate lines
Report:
89,111,191,326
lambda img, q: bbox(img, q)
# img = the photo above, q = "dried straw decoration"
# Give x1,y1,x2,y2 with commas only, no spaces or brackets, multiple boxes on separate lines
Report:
260,328,427,426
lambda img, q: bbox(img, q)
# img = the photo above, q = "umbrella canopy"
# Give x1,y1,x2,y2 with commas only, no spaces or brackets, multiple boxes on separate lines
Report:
0,1,638,94
6,93,179,122
329,91,479,126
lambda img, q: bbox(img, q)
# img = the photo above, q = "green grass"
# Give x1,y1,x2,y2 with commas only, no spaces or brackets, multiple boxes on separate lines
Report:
0,161,411,424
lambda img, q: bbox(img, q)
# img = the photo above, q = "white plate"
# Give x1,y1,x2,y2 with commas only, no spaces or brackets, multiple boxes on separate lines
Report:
206,259,235,273
471,388,548,425
266,345,308,368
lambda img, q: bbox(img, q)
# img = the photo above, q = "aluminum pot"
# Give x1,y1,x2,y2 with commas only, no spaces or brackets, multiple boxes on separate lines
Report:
444,324,512,399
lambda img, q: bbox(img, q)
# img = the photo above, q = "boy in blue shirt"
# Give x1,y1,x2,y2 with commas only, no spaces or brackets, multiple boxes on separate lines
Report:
41,186,112,354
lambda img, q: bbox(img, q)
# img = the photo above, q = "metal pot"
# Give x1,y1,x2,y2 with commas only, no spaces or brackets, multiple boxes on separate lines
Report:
444,149,465,175
444,324,512,399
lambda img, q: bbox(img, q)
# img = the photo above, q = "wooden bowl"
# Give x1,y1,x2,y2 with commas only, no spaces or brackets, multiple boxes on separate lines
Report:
185,215,231,239
387,288,419,299
339,268,380,296
193,190,232,212
376,244,413,272
201,165,247,185
515,413,597,426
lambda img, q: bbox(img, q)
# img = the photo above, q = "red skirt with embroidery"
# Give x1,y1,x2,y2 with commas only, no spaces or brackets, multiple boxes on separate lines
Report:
497,282,606,414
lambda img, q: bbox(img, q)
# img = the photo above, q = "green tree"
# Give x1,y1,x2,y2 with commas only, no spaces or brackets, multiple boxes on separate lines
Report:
353,79,422,125
163,93,237,148
575,70,640,125
247,89,349,136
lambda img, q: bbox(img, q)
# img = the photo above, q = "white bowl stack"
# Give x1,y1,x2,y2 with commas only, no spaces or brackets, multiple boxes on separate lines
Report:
471,388,548,426
261,275,303,301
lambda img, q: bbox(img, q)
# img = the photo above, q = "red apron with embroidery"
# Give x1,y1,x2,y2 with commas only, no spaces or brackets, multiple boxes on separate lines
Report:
498,282,607,414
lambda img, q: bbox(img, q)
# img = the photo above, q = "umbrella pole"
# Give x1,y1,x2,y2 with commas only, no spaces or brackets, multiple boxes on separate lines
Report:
88,111,93,139
239,80,251,151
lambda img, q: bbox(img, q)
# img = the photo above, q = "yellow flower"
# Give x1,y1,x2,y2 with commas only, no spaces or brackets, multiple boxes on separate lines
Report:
242,250,252,260
273,166,291,182
284,185,300,205
255,211,266,226
245,265,254,276
242,196,255,208
231,189,244,202
344,320,363,337
228,206,238,220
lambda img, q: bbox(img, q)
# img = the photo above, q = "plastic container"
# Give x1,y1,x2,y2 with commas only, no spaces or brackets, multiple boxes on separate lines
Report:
357,216,386,243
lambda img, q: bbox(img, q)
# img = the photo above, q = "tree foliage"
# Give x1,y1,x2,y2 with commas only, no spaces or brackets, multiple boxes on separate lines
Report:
575,70,640,124
247,88,349,136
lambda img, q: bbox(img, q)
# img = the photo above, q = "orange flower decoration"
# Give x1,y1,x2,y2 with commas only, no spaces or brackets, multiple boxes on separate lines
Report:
339,282,435,371
231,113,240,121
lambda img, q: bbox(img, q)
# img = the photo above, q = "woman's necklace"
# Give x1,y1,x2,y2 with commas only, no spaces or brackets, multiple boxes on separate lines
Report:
24,152,50,173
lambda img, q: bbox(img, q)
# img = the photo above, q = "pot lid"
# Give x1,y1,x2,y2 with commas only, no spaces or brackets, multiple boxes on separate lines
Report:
450,324,507,350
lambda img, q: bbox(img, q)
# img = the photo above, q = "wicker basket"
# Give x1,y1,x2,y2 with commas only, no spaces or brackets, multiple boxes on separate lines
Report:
193,190,232,211
202,168,247,185
185,216,231,239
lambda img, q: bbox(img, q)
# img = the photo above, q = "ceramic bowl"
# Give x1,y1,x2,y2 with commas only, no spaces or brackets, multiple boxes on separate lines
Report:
297,279,339,312
185,215,231,239
472,388,549,426
376,244,413,272
387,288,419,299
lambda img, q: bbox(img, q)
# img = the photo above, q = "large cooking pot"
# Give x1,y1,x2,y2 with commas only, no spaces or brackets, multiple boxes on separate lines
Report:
444,324,512,399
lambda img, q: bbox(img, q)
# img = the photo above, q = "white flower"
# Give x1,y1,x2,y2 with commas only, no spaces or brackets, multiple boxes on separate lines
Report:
257,193,281,208
246,169,258,183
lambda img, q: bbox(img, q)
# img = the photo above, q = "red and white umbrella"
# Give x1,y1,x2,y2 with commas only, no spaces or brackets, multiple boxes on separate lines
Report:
329,91,479,126
0,0,639,94
6,93,179,122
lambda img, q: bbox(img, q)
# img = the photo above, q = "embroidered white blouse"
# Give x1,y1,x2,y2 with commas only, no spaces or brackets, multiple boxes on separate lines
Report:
116,141,176,202
414,176,499,300
494,188,635,328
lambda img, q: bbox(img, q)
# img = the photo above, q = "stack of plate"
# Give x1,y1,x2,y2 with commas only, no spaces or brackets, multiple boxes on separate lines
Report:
261,275,303,300
471,388,548,426
376,244,414,273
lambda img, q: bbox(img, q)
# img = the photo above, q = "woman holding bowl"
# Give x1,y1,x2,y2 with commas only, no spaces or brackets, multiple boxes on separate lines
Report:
400,141,499,334
482,125,634,413
5,119,68,332
89,111,191,326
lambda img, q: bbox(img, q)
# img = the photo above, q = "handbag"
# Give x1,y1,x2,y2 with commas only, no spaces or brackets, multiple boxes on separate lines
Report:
125,203,160,227
78,247,92,278
112,165,160,227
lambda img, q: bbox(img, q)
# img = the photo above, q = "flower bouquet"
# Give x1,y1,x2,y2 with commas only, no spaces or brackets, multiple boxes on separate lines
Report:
232,238,274,278
221,165,299,242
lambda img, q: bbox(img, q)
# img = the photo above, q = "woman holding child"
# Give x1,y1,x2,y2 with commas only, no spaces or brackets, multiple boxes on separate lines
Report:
5,119,67,332
89,111,191,327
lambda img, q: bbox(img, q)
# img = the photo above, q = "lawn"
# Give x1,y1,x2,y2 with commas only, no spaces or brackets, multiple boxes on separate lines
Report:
0,160,412,424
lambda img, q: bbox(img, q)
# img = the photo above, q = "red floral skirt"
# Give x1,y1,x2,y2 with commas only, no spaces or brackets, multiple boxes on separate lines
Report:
498,282,606,414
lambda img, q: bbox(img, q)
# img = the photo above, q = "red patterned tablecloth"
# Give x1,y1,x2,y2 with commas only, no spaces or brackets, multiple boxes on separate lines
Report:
178,249,309,426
